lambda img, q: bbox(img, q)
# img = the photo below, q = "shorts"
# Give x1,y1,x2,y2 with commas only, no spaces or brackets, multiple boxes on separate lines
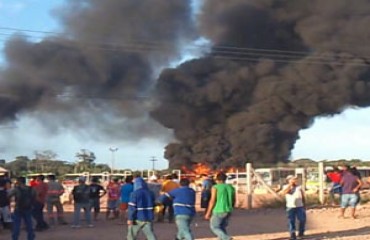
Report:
90,198,100,212
120,203,128,211
331,183,342,194
0,206,12,223
107,200,119,210
341,194,358,208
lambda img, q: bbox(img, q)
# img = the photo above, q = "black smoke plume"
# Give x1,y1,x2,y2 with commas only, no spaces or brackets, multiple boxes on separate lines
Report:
152,0,370,168
2,0,370,168
0,0,195,140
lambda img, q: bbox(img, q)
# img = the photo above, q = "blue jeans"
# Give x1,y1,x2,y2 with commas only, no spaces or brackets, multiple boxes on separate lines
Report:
210,212,232,240
287,207,306,235
73,202,92,225
175,215,194,240
12,209,35,240
127,221,157,240
341,194,358,208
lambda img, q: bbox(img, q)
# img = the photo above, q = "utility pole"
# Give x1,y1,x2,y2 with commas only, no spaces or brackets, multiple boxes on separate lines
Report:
109,147,118,175
149,156,158,171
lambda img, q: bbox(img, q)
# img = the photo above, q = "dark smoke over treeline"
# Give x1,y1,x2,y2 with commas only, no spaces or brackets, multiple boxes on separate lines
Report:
0,0,195,140
1,0,370,168
151,0,370,168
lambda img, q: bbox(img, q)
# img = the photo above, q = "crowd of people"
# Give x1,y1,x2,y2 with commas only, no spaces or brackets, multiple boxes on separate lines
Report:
0,171,236,240
280,164,365,240
325,165,363,219
0,164,366,240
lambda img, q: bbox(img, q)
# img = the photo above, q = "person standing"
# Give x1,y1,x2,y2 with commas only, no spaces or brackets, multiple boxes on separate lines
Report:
127,177,157,240
148,175,162,222
205,172,235,240
89,177,106,221
71,177,93,228
120,175,134,223
161,178,196,240
161,174,179,223
32,175,49,231
106,178,121,220
326,167,342,206
0,175,12,230
282,175,306,240
339,165,362,219
8,176,36,240
200,174,214,215
46,174,68,225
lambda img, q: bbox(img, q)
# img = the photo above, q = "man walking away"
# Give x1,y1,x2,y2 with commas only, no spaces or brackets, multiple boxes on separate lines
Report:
32,175,49,231
339,165,362,219
200,174,214,215
205,172,235,240
127,177,157,240
89,177,106,221
46,174,68,225
71,177,93,228
148,175,162,222
8,177,36,240
282,175,306,240
120,175,134,223
161,174,179,223
161,178,196,240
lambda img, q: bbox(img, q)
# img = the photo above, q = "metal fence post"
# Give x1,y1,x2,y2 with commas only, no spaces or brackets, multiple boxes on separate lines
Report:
246,163,253,209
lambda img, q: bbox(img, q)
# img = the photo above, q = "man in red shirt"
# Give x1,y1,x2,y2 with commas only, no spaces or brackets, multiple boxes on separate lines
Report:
326,167,342,206
32,175,49,231
106,178,121,220
29,177,38,188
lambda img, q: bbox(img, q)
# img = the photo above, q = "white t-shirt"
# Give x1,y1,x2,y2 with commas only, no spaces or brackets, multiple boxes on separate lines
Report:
283,185,304,208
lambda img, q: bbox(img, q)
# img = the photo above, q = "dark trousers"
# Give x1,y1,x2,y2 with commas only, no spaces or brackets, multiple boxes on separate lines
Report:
162,201,174,222
12,209,35,240
32,202,48,230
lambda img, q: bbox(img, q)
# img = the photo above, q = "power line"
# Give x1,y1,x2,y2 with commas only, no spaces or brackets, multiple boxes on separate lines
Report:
0,26,370,66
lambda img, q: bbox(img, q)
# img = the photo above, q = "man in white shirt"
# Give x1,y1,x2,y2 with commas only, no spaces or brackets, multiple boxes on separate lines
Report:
282,175,306,240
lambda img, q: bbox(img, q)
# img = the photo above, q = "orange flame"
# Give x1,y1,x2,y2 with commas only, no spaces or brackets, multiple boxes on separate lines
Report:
181,163,213,175
181,163,244,175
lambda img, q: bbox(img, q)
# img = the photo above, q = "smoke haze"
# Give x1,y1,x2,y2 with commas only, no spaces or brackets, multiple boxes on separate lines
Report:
1,0,370,168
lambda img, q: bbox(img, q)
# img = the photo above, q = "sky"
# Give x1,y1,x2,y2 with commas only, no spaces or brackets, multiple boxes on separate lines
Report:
0,0,370,170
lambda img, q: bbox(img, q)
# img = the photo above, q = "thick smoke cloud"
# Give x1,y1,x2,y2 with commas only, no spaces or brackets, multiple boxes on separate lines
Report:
0,0,195,140
2,0,370,168
152,0,370,168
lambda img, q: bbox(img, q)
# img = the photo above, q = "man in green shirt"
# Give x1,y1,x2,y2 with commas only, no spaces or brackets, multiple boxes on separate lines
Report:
205,172,235,240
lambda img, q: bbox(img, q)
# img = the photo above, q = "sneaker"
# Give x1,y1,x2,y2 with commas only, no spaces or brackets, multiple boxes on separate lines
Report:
87,224,94,228
289,232,297,240
297,233,305,239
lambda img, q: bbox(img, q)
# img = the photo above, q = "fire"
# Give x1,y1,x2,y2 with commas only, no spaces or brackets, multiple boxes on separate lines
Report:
181,163,212,175
181,163,244,175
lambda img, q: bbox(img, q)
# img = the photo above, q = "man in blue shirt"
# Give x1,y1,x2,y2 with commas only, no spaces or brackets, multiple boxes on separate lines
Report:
161,178,196,240
127,177,157,240
120,175,133,222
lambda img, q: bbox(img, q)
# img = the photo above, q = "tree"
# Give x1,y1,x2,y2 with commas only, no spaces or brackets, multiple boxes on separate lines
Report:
5,156,31,176
75,149,96,172
34,150,58,161
33,150,59,172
